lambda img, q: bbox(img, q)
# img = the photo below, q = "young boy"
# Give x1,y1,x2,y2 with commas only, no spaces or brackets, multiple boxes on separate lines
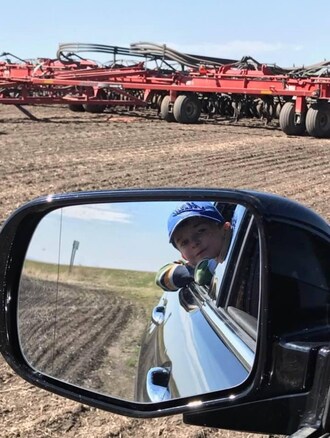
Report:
156,201,232,291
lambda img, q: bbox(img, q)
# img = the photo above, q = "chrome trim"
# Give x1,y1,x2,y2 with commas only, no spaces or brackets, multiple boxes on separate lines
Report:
146,367,171,402
151,305,166,325
201,304,255,371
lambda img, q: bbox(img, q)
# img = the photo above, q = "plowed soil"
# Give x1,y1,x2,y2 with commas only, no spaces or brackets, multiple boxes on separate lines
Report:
0,104,329,437
18,274,146,400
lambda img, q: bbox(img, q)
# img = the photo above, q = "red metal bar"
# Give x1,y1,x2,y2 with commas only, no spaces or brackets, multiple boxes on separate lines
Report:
4,74,327,99
1,58,330,106
0,97,146,105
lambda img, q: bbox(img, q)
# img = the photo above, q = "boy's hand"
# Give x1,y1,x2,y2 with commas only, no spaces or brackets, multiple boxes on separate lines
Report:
155,261,194,291
194,258,218,286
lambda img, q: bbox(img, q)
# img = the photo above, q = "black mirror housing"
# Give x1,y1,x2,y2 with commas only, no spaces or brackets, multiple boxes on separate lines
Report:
0,188,329,436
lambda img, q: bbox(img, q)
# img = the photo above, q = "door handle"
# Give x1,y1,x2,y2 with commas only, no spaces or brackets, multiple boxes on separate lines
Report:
146,367,171,402
151,305,166,325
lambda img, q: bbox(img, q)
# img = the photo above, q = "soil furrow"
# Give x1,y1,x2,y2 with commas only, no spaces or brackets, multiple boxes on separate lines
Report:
1,104,329,438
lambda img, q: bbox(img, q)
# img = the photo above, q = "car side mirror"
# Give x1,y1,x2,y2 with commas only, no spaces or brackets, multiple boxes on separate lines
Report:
0,188,329,437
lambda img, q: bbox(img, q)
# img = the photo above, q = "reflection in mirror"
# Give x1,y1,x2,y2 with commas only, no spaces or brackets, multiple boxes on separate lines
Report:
18,200,260,403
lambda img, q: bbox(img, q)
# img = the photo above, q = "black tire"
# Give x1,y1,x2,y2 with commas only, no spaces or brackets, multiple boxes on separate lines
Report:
275,103,282,119
264,101,275,120
160,95,175,122
83,90,107,114
173,94,201,124
306,104,330,138
83,103,106,114
68,104,85,112
279,102,305,136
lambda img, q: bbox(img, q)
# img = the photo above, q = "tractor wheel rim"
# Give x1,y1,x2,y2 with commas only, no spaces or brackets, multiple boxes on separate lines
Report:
319,114,328,128
186,102,196,117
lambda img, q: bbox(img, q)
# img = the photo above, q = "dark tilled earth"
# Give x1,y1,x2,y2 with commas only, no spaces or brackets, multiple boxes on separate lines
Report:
19,274,145,400
0,104,329,437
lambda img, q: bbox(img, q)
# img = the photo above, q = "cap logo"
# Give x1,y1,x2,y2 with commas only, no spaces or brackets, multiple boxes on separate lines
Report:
172,202,207,217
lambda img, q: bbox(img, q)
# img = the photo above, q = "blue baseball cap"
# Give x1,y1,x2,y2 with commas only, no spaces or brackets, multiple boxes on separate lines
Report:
168,201,225,244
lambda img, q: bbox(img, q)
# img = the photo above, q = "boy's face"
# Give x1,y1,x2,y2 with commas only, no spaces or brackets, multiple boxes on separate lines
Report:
173,217,224,267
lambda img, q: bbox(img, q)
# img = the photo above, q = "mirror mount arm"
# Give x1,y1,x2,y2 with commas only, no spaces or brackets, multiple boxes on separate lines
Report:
295,345,330,437
183,346,330,437
288,427,324,438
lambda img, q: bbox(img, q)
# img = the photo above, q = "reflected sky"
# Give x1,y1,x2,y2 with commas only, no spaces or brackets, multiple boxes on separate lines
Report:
26,201,185,272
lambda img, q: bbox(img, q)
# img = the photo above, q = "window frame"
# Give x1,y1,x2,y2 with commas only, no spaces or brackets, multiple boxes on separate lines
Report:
188,205,261,371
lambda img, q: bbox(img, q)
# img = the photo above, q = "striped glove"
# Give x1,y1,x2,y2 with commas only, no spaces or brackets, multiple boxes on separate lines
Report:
155,261,194,291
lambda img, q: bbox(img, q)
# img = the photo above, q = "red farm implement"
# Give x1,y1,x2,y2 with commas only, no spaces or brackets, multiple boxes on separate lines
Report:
1,43,330,138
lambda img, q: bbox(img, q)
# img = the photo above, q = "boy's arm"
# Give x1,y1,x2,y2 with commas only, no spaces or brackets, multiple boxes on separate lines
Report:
155,261,194,291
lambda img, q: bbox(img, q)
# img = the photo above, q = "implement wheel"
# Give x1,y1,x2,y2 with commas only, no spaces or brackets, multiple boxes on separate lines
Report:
306,104,330,138
279,102,305,135
279,102,305,136
83,103,106,114
173,94,201,124
275,103,282,119
160,95,175,122
83,90,107,114
68,104,85,112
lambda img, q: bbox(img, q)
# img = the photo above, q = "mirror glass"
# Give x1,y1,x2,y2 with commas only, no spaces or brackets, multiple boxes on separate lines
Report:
18,200,260,402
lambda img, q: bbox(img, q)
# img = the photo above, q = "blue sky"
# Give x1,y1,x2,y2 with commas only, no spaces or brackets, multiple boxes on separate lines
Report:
2,0,329,67
26,202,181,272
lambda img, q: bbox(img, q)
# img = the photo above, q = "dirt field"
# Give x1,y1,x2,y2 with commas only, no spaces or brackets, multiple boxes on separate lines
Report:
19,274,146,400
0,104,329,437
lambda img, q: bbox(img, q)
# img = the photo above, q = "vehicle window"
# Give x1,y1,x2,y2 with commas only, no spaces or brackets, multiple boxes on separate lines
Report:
225,217,260,318
205,212,260,341
197,209,260,351
223,218,260,340
268,222,330,336
211,204,249,301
